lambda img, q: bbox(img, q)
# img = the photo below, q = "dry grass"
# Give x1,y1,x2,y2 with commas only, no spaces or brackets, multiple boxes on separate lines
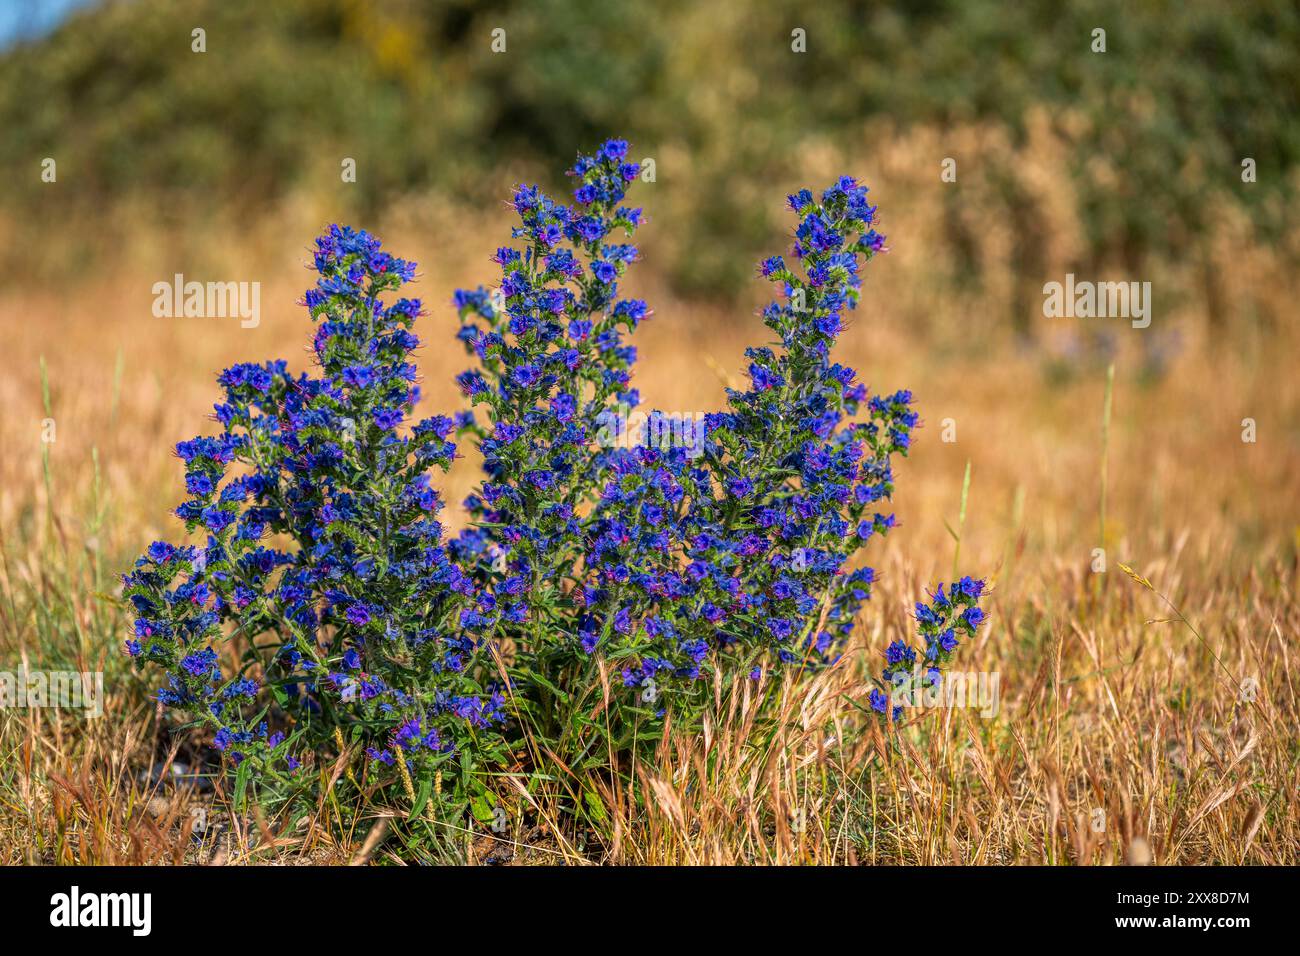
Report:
603,552,1297,864
2,130,1297,864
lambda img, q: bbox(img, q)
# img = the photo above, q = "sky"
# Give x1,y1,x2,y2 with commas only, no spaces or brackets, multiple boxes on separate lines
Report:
0,0,99,50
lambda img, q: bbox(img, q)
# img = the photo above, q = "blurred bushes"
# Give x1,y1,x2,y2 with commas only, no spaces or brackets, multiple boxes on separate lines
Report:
2,0,1297,311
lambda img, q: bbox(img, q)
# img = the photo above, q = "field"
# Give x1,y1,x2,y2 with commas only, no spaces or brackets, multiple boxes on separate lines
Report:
2,133,1297,864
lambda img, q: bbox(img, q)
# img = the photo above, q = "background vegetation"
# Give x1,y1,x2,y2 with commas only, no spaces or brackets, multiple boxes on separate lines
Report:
3,0,1298,313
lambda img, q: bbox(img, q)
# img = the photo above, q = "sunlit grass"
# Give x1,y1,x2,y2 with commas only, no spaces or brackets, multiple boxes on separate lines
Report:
2,169,1297,863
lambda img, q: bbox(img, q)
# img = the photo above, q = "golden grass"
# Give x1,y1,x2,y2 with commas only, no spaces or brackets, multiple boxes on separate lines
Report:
2,131,1298,863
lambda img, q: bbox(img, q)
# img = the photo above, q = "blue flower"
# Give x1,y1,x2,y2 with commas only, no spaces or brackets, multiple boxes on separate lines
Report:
124,136,984,815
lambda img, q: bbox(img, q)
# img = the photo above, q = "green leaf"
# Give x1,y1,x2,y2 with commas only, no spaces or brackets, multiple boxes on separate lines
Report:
234,758,252,809
469,793,494,824
525,669,571,703
411,774,434,818
583,788,606,822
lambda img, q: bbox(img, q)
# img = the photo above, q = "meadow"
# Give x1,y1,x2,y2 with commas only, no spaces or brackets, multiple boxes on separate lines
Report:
1,121,1298,865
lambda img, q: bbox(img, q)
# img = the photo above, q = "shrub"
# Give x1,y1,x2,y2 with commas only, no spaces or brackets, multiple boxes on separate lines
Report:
123,138,986,824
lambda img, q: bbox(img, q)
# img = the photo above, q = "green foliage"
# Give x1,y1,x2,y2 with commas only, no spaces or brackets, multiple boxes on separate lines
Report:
2,0,1296,296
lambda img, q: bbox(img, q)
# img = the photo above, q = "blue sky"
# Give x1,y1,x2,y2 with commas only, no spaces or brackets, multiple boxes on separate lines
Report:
0,0,99,50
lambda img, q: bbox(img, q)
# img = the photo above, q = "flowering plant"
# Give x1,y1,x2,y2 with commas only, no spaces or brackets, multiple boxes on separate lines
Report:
123,138,985,823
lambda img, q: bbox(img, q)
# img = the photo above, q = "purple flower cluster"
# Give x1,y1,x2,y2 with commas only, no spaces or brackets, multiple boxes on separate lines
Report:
124,139,986,809
449,155,953,711
872,576,988,720
124,224,509,787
